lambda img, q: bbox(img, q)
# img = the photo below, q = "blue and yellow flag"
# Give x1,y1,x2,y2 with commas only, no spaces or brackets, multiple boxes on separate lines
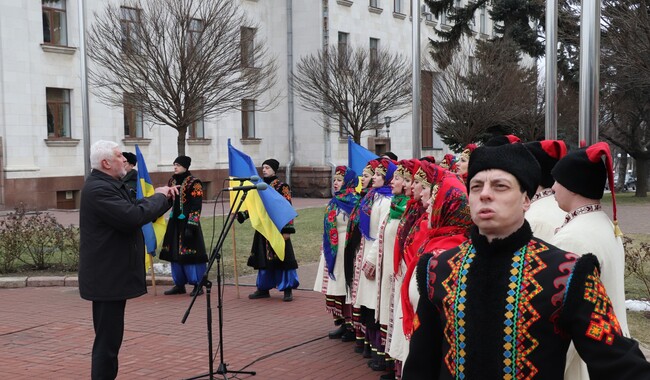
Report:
227,139,297,260
135,145,167,268
348,137,378,191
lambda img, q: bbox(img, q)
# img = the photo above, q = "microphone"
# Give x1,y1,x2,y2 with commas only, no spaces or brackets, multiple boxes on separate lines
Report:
229,175,260,182
223,182,268,192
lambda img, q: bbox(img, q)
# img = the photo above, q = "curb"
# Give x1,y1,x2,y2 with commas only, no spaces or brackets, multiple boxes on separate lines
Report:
0,275,175,288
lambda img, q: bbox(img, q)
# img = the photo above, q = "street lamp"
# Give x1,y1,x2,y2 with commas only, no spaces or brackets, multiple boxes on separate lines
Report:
384,116,391,138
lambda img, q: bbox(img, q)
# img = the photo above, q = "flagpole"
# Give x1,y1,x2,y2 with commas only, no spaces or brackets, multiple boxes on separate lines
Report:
149,254,157,296
232,221,240,298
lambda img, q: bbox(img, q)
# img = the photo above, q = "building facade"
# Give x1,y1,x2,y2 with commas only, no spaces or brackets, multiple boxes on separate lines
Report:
0,0,495,209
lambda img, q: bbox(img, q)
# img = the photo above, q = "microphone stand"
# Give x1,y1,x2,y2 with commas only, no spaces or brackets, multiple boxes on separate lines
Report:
182,187,257,380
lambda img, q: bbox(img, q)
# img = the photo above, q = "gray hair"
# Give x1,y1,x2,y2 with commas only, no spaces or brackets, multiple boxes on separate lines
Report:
90,140,119,170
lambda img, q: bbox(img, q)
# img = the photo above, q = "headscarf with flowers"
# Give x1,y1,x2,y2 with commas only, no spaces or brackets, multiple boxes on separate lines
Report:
395,159,426,272
439,153,458,172
359,158,397,240
322,166,359,279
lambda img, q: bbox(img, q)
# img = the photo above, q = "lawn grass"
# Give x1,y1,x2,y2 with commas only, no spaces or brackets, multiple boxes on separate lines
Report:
602,191,650,204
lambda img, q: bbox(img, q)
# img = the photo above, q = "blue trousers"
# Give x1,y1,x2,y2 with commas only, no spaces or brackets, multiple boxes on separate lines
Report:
171,262,207,287
256,268,300,291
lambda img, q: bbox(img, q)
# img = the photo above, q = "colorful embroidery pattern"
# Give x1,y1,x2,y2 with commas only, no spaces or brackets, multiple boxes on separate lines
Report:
584,271,622,345
439,241,549,379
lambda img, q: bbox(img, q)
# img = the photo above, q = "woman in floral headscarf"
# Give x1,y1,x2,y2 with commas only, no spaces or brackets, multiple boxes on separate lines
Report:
457,143,477,183
353,158,396,363
314,166,359,340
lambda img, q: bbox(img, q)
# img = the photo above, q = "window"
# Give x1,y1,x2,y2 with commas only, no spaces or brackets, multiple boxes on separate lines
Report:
338,32,349,68
480,6,487,34
394,0,402,13
189,99,205,139
370,102,380,127
421,71,434,149
42,0,67,45
339,101,351,138
425,4,434,22
468,56,477,74
187,18,203,54
242,99,256,138
369,38,379,66
46,88,71,138
241,27,256,68
370,0,379,7
120,6,141,53
123,93,143,138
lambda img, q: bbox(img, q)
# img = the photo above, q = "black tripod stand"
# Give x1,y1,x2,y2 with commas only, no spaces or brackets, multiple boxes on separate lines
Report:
182,187,257,380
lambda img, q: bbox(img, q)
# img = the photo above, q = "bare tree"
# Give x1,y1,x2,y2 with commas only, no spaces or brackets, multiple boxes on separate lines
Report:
292,45,412,143
433,39,543,151
87,0,277,155
600,0,650,197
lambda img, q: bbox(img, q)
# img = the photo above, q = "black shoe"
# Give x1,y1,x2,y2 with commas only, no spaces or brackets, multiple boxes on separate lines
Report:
189,286,204,296
248,289,270,299
369,356,387,371
283,289,293,302
354,339,365,353
328,324,347,339
379,372,395,380
164,285,186,295
341,328,356,342
362,344,372,359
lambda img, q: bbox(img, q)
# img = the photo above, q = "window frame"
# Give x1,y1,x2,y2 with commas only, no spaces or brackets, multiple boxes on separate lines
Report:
394,0,402,14
241,99,256,139
120,6,141,54
46,87,71,139
123,93,144,138
240,26,256,68
42,0,68,46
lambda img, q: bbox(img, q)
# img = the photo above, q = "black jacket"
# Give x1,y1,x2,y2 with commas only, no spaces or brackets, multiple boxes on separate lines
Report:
79,169,171,301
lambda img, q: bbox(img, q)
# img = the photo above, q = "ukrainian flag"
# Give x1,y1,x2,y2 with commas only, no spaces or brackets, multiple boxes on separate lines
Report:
348,136,378,191
227,139,297,260
135,145,167,269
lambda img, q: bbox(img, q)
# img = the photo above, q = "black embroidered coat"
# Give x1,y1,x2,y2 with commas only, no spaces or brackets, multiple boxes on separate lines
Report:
245,175,298,270
403,222,650,380
159,171,207,265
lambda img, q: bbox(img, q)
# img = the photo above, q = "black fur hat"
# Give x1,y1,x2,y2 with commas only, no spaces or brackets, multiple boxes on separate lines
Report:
263,158,280,173
123,152,137,166
467,143,540,199
173,155,191,169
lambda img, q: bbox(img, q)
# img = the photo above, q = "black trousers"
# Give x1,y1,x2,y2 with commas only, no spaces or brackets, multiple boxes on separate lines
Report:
91,300,126,380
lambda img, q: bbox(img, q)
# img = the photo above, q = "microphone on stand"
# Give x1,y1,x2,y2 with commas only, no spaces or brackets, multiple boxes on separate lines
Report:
223,182,268,192
228,175,260,182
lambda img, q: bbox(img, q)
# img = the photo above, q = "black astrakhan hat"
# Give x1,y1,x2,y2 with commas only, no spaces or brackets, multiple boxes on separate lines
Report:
123,152,137,166
173,155,191,169
551,142,621,235
467,143,540,199
524,140,567,189
263,158,280,173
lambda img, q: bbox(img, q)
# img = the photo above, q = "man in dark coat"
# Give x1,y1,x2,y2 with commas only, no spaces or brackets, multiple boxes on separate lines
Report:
238,158,299,302
79,140,177,380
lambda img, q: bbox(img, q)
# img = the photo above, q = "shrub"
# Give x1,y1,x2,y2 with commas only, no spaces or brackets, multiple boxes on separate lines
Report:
624,236,650,301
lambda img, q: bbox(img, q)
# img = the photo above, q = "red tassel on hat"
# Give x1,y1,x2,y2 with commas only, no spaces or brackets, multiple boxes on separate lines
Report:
540,140,568,159
506,135,521,144
585,142,622,237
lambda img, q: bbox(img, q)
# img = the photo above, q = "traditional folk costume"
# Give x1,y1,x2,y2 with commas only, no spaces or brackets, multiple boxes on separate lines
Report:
549,142,630,380
346,160,379,351
314,166,359,338
524,140,568,242
245,159,299,300
354,159,396,366
160,156,208,296
457,143,476,184
395,164,473,376
403,143,650,380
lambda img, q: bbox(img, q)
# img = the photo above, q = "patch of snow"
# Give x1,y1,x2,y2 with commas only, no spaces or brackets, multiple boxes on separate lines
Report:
153,262,171,275
626,299,650,312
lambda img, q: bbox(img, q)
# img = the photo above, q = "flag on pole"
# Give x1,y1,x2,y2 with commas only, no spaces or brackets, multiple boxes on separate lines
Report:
347,136,378,191
227,139,297,259
135,145,167,269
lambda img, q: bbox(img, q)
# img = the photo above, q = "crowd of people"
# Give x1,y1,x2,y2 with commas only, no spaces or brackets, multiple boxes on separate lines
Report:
312,141,650,380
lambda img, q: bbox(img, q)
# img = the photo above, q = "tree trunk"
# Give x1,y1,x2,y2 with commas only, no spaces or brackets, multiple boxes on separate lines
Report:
635,156,648,197
177,126,187,156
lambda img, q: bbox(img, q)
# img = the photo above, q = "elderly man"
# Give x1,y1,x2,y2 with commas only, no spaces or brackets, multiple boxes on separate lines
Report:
79,140,177,380
402,143,650,380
